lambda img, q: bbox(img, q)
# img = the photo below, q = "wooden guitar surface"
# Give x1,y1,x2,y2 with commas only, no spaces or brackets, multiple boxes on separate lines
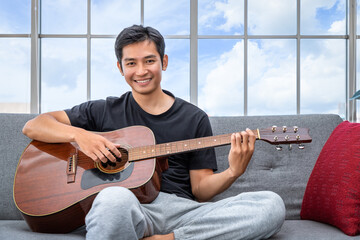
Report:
13,126,163,233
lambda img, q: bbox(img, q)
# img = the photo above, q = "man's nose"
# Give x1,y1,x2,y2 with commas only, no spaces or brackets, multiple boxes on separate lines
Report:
136,64,148,75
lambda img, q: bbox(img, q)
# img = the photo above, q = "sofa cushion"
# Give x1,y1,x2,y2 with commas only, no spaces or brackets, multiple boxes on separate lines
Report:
210,114,343,220
0,114,37,220
270,220,360,240
0,220,85,240
300,121,360,236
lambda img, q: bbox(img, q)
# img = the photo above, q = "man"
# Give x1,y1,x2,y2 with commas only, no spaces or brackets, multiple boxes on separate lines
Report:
23,25,285,240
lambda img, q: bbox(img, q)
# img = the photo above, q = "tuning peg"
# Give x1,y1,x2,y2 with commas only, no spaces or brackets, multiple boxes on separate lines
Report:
272,125,277,132
276,145,282,151
298,144,305,149
288,144,292,150
283,126,287,132
293,126,298,133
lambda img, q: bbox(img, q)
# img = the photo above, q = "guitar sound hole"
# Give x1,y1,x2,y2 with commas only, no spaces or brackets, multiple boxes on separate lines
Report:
98,147,130,173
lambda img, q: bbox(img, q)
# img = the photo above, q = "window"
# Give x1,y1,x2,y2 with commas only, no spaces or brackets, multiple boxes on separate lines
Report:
0,1,31,113
0,0,358,122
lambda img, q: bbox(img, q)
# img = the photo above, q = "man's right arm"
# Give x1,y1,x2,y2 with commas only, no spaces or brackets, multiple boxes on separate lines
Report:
23,111,77,143
22,111,121,163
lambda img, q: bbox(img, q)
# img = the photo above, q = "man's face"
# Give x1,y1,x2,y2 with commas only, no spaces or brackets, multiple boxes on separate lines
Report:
118,40,168,96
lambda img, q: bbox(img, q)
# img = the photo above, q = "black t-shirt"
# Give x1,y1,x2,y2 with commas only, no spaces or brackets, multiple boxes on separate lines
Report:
65,90,217,200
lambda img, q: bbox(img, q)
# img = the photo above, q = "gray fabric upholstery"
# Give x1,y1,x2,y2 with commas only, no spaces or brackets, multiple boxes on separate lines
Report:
0,113,357,239
210,114,343,220
0,114,37,220
0,221,85,240
272,220,360,239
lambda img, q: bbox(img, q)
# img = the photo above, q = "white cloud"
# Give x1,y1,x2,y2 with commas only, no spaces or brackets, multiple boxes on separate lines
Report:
0,39,30,104
215,0,244,32
200,0,344,35
91,39,130,100
247,41,296,116
144,0,190,35
199,37,345,116
91,0,140,35
328,19,346,34
199,0,244,34
248,0,296,35
199,41,244,116
301,40,345,109
41,0,87,34
41,70,87,112
300,0,344,34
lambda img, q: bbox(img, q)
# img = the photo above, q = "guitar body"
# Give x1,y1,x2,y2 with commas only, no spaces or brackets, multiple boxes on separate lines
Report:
13,126,166,233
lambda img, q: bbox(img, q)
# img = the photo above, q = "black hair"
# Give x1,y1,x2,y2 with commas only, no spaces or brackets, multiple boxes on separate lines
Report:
114,25,165,70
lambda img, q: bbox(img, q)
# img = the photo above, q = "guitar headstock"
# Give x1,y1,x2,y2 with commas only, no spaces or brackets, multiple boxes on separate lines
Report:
258,126,312,145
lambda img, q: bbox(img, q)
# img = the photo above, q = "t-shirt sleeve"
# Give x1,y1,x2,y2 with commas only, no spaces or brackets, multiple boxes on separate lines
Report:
188,114,218,171
64,100,106,131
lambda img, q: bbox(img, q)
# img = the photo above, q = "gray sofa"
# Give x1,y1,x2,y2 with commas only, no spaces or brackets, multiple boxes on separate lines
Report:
0,113,359,239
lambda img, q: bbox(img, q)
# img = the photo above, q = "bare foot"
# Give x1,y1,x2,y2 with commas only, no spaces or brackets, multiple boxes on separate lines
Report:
141,233,174,240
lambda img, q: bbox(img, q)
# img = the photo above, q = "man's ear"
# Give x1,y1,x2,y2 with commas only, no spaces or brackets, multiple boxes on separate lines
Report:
117,61,124,76
162,54,168,71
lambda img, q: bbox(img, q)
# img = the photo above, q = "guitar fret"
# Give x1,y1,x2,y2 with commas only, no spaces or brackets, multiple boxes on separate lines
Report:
122,128,310,163
129,132,251,162
165,143,171,154
171,143,177,154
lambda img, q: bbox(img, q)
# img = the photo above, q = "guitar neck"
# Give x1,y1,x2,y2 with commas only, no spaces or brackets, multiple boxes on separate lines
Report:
128,129,260,162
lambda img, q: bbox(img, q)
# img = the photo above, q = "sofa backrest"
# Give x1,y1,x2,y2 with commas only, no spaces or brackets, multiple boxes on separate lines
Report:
0,113,342,221
209,114,343,220
0,113,37,220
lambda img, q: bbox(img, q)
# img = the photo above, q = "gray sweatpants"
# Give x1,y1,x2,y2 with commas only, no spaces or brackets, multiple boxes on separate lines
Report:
85,187,285,240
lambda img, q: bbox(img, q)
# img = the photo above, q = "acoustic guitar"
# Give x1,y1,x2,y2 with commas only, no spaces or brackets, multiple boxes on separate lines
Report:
13,125,311,233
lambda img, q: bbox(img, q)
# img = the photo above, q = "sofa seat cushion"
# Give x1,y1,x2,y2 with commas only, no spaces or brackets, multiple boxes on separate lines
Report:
271,220,360,240
0,220,86,240
300,121,360,236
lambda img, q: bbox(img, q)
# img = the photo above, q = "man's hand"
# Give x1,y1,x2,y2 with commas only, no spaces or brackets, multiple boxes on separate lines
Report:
227,128,256,178
74,129,121,163
22,111,121,164
190,129,256,202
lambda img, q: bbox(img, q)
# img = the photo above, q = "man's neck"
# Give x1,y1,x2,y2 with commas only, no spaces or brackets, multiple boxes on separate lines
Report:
132,89,175,115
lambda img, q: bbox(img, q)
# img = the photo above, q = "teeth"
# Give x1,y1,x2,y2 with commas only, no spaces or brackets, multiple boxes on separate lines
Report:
136,79,150,83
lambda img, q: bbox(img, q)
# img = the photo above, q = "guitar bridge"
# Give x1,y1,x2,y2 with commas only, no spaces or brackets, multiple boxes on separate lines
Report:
66,153,77,183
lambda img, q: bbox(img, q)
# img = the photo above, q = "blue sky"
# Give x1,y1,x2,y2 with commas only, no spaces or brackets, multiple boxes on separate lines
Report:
0,0,353,118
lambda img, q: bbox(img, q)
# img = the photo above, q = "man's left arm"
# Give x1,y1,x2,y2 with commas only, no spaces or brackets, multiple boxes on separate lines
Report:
190,129,256,202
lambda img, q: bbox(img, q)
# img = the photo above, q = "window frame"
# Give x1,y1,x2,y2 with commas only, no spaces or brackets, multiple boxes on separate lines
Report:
0,0,357,121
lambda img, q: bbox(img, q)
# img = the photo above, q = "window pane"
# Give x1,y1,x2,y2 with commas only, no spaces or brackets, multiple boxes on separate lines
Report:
301,39,346,118
301,0,346,35
248,0,296,35
163,39,190,101
91,39,130,100
144,0,190,35
41,39,87,112
0,0,31,34
0,38,30,113
41,0,87,34
92,0,140,35
198,39,244,116
198,0,244,35
248,39,296,115
358,1,360,34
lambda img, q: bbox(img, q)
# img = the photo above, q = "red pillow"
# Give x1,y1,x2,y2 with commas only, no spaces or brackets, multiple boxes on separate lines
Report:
301,121,360,236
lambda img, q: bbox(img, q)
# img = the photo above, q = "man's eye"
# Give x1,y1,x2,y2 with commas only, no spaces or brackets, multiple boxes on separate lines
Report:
127,62,135,66
146,59,155,63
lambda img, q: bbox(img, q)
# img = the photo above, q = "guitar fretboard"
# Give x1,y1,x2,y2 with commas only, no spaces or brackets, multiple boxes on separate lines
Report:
128,130,259,162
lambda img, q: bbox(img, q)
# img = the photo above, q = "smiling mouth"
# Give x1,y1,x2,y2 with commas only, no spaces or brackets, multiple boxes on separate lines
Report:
134,79,151,83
